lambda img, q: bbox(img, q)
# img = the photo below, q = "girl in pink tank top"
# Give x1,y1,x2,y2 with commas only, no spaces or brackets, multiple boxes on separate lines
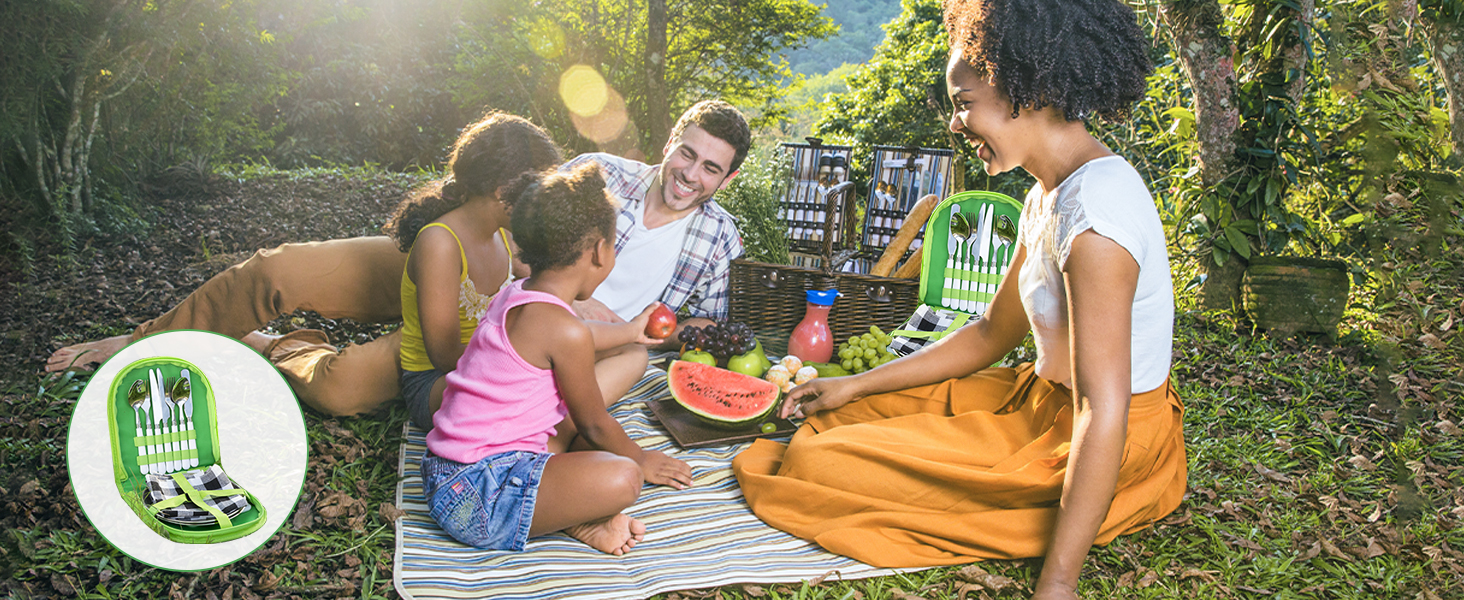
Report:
422,163,692,555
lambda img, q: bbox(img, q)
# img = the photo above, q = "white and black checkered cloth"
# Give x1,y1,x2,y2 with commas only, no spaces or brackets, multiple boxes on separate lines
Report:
887,305,973,356
145,464,251,524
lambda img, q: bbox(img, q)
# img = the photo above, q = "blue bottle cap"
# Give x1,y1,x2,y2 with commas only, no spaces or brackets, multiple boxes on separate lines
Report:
806,289,841,306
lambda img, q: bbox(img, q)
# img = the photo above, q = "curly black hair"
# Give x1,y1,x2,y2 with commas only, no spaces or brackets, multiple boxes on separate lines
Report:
383,112,561,252
669,100,752,172
500,162,619,274
943,0,1152,122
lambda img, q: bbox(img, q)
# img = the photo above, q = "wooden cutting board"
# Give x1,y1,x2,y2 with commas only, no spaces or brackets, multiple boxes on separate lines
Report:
647,398,798,449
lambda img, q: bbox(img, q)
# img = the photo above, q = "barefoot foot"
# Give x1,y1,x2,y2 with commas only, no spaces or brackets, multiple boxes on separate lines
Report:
564,513,646,555
242,330,283,355
45,335,131,372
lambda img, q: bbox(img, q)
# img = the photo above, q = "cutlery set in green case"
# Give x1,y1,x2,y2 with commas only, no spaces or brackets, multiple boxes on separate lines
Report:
106,357,266,544
918,191,1024,314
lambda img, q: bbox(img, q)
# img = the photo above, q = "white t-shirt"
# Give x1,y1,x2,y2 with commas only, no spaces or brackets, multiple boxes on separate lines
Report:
593,199,695,320
1016,155,1174,393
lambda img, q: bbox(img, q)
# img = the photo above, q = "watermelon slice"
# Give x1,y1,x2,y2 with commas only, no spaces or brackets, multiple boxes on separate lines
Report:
667,360,780,428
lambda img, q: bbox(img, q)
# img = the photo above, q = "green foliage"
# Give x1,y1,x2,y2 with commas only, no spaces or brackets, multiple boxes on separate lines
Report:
784,0,902,74
813,0,1031,198
771,63,855,140
1,0,837,253
717,148,792,265
814,0,948,157
450,0,836,160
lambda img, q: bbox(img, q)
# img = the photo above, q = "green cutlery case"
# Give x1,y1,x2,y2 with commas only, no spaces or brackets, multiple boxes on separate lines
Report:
916,190,1024,310
106,357,267,544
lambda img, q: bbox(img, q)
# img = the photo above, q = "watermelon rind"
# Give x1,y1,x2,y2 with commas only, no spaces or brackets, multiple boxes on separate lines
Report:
667,360,780,429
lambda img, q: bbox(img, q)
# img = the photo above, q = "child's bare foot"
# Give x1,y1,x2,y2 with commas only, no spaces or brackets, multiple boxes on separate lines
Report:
564,513,646,555
44,335,131,372
242,330,282,355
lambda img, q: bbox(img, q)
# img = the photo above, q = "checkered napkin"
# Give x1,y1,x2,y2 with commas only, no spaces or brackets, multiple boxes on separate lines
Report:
887,304,973,356
145,465,251,524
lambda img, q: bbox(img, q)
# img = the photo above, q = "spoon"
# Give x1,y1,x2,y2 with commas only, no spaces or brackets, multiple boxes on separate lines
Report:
127,380,150,473
947,211,972,309
128,379,149,428
994,214,1017,267
171,376,190,406
172,374,195,468
950,211,971,254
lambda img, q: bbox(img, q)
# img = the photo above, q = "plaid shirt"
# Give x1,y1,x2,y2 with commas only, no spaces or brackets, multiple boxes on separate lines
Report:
563,152,743,320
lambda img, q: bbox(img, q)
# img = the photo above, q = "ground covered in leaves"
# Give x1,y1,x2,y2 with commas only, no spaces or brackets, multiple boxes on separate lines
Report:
1,167,1460,600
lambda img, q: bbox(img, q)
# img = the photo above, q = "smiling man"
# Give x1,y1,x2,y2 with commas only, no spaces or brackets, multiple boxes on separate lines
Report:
562,100,750,348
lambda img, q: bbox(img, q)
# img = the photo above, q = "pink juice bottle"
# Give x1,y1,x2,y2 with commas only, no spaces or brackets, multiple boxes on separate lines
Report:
787,289,840,364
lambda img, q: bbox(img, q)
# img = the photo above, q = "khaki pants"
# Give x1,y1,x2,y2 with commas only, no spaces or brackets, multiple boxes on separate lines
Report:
132,236,408,416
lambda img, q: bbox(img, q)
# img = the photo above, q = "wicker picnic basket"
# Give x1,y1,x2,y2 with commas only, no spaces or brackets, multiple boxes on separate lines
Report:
729,261,921,357
729,143,956,356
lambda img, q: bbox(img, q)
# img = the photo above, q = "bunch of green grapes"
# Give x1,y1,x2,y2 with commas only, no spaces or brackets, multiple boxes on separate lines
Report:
836,325,897,373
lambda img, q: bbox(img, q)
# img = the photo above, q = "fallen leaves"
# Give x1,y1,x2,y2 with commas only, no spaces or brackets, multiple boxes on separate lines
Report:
1419,333,1446,350
378,501,406,523
955,565,1016,592
1251,461,1293,483
314,490,369,531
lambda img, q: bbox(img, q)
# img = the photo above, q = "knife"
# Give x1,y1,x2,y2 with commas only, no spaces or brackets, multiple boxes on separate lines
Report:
148,369,162,473
975,204,994,313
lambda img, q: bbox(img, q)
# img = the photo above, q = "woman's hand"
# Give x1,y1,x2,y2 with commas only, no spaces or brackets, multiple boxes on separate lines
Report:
638,450,693,490
780,376,863,419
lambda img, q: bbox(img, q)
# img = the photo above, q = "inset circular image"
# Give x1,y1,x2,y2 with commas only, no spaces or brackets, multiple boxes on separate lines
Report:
67,330,307,571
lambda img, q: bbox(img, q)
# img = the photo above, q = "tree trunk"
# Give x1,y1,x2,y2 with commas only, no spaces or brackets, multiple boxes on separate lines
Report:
1157,0,1245,309
1283,0,1314,103
1429,15,1464,165
644,0,669,162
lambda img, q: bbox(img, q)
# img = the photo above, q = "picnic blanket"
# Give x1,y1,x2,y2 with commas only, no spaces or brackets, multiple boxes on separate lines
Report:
393,366,929,600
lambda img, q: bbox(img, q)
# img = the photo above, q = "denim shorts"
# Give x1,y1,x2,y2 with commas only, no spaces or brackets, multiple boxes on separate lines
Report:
400,367,446,430
420,449,550,551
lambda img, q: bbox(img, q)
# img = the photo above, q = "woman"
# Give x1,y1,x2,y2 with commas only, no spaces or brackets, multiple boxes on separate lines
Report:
732,1,1185,598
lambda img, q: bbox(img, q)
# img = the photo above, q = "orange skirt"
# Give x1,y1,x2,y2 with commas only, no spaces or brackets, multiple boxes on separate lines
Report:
732,363,1186,568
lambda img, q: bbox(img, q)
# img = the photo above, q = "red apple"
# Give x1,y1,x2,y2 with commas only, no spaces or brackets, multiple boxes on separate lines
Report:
644,302,677,339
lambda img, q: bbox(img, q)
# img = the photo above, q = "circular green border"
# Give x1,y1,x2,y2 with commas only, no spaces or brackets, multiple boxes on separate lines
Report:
66,329,310,572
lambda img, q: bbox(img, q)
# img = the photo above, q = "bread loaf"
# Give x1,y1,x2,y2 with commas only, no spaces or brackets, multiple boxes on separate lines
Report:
870,193,940,277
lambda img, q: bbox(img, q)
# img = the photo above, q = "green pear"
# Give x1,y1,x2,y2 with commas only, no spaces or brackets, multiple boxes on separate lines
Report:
752,339,772,369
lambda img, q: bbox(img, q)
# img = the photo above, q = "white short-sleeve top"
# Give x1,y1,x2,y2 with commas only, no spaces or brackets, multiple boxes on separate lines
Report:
1016,155,1174,393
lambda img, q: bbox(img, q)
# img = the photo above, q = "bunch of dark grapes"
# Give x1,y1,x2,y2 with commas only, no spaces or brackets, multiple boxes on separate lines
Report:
677,321,757,359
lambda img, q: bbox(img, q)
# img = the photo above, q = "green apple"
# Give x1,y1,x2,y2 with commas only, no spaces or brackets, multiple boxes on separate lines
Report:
679,350,716,366
728,350,769,377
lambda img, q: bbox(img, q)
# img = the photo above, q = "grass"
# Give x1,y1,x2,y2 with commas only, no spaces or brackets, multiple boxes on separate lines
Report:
1,178,1458,600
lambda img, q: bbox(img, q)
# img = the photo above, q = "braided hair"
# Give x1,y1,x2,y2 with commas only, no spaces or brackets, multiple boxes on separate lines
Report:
943,0,1152,122
383,112,561,251
499,162,619,274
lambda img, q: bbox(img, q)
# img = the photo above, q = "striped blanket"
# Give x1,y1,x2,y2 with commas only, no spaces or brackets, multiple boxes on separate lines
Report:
393,366,923,600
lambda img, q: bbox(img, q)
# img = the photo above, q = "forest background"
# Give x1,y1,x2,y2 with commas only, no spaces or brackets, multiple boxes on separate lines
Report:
3,0,1462,304
1,0,1462,599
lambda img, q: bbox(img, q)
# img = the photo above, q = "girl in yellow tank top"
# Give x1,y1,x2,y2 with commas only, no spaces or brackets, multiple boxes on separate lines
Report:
381,112,561,429
398,223,513,371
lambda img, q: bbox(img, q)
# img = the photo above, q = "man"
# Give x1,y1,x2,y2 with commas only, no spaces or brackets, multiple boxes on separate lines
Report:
46,101,750,412
564,99,749,349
